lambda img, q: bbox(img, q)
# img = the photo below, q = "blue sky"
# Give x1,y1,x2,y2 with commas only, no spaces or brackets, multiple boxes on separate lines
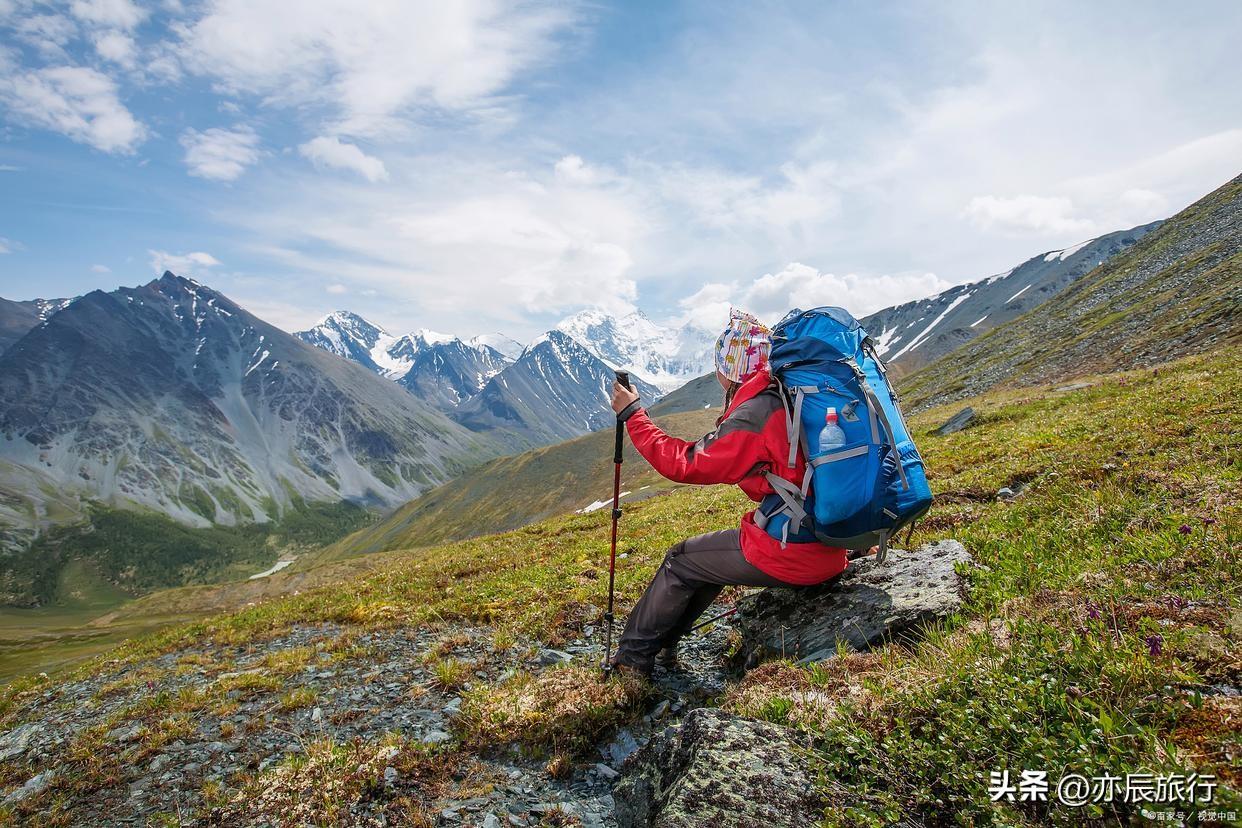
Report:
1,0,1240,341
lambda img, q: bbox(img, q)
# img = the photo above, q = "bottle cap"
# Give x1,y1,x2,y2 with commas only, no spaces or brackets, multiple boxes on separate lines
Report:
825,407,838,422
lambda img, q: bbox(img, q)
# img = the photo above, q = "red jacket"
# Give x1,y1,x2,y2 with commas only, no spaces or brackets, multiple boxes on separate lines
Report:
624,366,847,585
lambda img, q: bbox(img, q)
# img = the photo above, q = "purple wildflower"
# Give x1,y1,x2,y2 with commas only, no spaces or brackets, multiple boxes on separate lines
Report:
1178,524,1193,535
1145,634,1164,657
1202,517,1216,527
1086,602,1102,621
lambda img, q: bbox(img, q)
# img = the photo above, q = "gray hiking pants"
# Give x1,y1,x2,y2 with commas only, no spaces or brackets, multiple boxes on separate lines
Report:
613,529,797,672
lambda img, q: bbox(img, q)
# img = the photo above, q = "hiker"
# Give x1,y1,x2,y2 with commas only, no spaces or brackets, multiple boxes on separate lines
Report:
606,309,849,676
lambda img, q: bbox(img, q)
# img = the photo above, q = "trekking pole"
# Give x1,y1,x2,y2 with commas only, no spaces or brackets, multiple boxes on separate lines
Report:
602,370,630,677
688,606,738,634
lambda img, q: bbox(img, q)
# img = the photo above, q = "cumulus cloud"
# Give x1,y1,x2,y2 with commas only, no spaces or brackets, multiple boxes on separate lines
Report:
69,0,146,31
90,263,111,273
0,65,146,153
93,30,135,68
180,125,261,180
676,263,956,329
298,136,387,182
175,0,577,136
148,249,221,275
963,194,1097,236
657,160,840,233
0,237,16,254
325,283,347,294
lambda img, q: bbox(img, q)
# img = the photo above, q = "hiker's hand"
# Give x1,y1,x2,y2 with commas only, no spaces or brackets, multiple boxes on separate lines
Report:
611,380,639,414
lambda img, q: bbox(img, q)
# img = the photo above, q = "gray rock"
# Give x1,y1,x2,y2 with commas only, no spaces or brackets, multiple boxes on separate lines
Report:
105,722,144,744
538,649,573,666
733,539,971,669
614,708,827,828
1054,381,1093,392
0,722,44,761
934,406,975,435
311,706,322,722
594,762,620,780
149,754,173,773
996,486,1016,500
4,769,55,804
384,765,398,786
608,729,640,766
483,815,502,828
422,729,451,745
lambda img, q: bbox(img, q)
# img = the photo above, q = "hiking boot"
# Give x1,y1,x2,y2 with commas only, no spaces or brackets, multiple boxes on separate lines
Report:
655,644,679,670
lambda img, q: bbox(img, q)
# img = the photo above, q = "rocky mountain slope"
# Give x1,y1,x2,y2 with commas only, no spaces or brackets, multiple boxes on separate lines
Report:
861,220,1160,375
0,296,73,355
0,274,497,554
396,338,512,411
900,173,1242,410
452,331,664,451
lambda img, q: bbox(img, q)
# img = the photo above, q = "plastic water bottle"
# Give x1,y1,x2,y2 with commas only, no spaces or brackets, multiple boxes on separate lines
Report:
817,407,847,453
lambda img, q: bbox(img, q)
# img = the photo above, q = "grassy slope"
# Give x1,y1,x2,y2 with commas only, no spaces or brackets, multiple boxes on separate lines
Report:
900,174,1241,411
4,348,1234,823
315,406,720,562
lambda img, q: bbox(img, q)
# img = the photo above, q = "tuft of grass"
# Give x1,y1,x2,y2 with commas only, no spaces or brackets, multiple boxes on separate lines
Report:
278,687,317,711
455,665,652,756
427,657,471,692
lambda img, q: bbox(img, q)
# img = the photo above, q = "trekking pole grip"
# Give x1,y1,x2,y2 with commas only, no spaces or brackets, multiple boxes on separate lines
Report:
613,371,630,464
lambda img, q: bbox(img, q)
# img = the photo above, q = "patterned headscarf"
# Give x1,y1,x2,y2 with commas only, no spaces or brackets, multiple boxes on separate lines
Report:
714,309,771,383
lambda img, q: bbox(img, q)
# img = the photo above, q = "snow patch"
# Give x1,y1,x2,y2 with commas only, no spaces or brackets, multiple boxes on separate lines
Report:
1006,284,1032,304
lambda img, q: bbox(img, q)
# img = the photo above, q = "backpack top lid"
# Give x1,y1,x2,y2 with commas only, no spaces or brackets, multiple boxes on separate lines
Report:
769,306,870,374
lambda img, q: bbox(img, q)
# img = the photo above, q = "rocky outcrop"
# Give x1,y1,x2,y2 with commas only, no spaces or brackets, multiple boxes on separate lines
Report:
935,406,975,435
614,708,827,828
732,539,971,670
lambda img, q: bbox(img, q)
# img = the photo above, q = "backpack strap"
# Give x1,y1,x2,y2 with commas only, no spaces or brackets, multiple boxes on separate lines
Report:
848,359,909,491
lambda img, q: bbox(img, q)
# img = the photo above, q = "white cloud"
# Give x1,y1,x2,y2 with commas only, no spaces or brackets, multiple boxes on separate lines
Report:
12,13,78,57
93,30,135,68
0,237,16,254
175,0,577,136
0,65,146,153
180,125,261,180
69,0,146,31
325,283,346,294
298,136,387,182
148,249,222,275
656,160,840,233
90,263,111,273
963,194,1097,236
676,263,955,329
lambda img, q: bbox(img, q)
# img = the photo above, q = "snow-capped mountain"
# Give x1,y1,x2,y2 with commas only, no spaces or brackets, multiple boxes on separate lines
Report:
454,330,663,448
0,274,497,551
296,314,520,411
398,339,511,410
0,295,74,354
468,333,524,360
861,220,1162,374
555,308,716,392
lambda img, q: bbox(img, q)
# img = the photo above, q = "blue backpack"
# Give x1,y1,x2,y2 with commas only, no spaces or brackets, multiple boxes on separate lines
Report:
755,307,934,562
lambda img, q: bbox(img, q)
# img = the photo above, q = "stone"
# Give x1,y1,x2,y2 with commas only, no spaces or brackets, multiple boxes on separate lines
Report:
422,729,452,745
311,706,322,722
483,815,502,828
1054,381,1094,393
383,766,398,786
608,729,640,766
733,539,971,669
538,649,573,666
934,406,975,435
649,699,670,720
614,708,828,828
105,722,144,744
594,762,620,780
0,722,44,761
4,769,55,804
996,486,1016,500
